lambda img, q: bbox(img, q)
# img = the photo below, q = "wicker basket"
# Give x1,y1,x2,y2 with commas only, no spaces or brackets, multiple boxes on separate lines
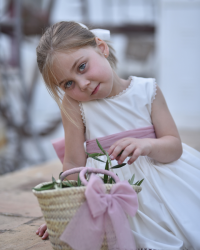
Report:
33,168,142,250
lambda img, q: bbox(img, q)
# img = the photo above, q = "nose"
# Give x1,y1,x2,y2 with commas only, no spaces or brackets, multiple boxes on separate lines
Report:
78,78,90,91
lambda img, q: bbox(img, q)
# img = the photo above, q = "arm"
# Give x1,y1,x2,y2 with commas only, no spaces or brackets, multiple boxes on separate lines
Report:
61,95,86,180
108,86,182,164
36,96,86,240
146,86,182,162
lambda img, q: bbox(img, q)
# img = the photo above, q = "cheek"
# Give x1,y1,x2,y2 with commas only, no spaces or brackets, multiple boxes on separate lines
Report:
67,88,87,102
89,59,112,80
87,66,102,79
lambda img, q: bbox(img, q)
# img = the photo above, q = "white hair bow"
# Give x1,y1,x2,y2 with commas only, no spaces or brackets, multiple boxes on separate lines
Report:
78,23,110,41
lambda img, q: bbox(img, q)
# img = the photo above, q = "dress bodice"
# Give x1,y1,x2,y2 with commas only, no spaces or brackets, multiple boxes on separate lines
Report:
80,76,157,141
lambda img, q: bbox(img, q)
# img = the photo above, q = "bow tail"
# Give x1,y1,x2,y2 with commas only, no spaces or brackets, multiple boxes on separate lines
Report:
60,202,104,250
104,212,119,249
108,202,137,250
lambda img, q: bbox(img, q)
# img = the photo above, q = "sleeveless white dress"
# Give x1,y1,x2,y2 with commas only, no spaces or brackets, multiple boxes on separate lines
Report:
79,76,200,250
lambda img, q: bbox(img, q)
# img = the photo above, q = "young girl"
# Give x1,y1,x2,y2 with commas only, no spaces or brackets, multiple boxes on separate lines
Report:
36,21,200,250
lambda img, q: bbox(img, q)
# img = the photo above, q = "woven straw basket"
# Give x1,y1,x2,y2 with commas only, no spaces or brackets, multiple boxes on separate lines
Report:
33,167,142,250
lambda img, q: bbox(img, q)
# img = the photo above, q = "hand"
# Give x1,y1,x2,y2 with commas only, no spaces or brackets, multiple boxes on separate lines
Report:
108,138,152,165
36,223,49,240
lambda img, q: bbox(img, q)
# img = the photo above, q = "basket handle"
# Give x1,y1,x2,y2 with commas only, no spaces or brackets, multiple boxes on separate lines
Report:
60,167,85,181
79,167,120,186
60,167,120,186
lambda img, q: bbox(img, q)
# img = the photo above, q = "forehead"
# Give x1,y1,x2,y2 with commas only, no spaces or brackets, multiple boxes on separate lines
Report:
51,47,97,81
53,46,99,66
53,49,83,68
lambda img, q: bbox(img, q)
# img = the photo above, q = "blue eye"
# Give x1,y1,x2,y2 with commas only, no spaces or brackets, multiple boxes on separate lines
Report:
64,81,73,89
79,63,86,72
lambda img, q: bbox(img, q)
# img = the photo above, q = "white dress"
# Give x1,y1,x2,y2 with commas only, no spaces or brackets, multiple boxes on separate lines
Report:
79,76,200,250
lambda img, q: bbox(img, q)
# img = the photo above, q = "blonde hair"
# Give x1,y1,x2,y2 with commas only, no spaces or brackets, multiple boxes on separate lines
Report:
36,21,117,125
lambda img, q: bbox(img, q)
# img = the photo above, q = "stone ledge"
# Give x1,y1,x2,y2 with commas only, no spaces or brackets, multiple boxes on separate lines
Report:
0,159,62,250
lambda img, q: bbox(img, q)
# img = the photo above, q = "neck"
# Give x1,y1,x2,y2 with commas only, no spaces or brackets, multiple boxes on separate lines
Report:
107,71,131,98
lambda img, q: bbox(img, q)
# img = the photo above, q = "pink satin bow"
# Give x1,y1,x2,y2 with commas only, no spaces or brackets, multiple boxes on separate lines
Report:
60,174,138,250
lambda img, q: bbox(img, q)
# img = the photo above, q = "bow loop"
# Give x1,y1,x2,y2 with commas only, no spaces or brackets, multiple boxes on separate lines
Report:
85,174,108,217
77,22,111,41
90,29,110,40
110,181,138,217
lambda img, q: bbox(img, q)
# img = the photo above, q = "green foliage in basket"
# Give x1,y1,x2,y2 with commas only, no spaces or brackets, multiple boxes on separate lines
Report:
33,139,144,191
87,140,144,186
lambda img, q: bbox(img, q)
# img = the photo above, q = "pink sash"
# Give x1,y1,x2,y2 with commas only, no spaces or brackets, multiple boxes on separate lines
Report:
86,125,156,154
52,125,156,163
52,138,66,164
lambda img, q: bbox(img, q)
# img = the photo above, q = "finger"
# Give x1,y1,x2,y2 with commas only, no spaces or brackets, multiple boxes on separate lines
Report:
110,141,131,161
38,224,47,237
118,145,135,164
128,148,142,164
115,155,121,161
42,230,49,240
108,139,125,156
36,224,43,235
114,150,124,161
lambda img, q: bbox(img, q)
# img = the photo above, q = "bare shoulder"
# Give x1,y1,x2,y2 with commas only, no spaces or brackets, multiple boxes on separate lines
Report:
151,86,181,140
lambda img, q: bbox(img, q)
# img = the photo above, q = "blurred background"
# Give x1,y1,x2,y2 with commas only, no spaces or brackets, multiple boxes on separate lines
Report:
0,0,199,175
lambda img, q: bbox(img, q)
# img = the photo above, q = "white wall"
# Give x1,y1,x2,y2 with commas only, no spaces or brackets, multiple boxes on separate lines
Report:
50,0,155,25
157,0,200,129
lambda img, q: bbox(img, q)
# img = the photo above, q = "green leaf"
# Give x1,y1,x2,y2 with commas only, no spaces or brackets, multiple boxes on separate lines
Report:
93,157,105,163
133,178,144,186
52,176,56,183
86,152,105,163
67,180,73,187
128,174,135,185
109,177,116,184
96,139,106,154
77,174,81,186
110,163,126,169
33,182,54,191
104,174,109,184
62,180,73,187
137,178,144,186
104,160,109,184
86,169,91,182
105,152,112,168
86,152,105,157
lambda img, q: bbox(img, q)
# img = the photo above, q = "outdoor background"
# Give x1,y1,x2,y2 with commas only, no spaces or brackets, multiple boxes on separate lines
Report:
0,0,200,175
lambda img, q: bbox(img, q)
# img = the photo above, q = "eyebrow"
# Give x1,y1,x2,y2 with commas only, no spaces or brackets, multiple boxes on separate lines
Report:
58,56,84,86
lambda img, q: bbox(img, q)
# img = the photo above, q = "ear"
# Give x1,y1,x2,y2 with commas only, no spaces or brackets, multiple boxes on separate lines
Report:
95,37,109,58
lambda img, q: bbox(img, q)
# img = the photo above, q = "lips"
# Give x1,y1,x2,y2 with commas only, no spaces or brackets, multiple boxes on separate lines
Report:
91,83,100,95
